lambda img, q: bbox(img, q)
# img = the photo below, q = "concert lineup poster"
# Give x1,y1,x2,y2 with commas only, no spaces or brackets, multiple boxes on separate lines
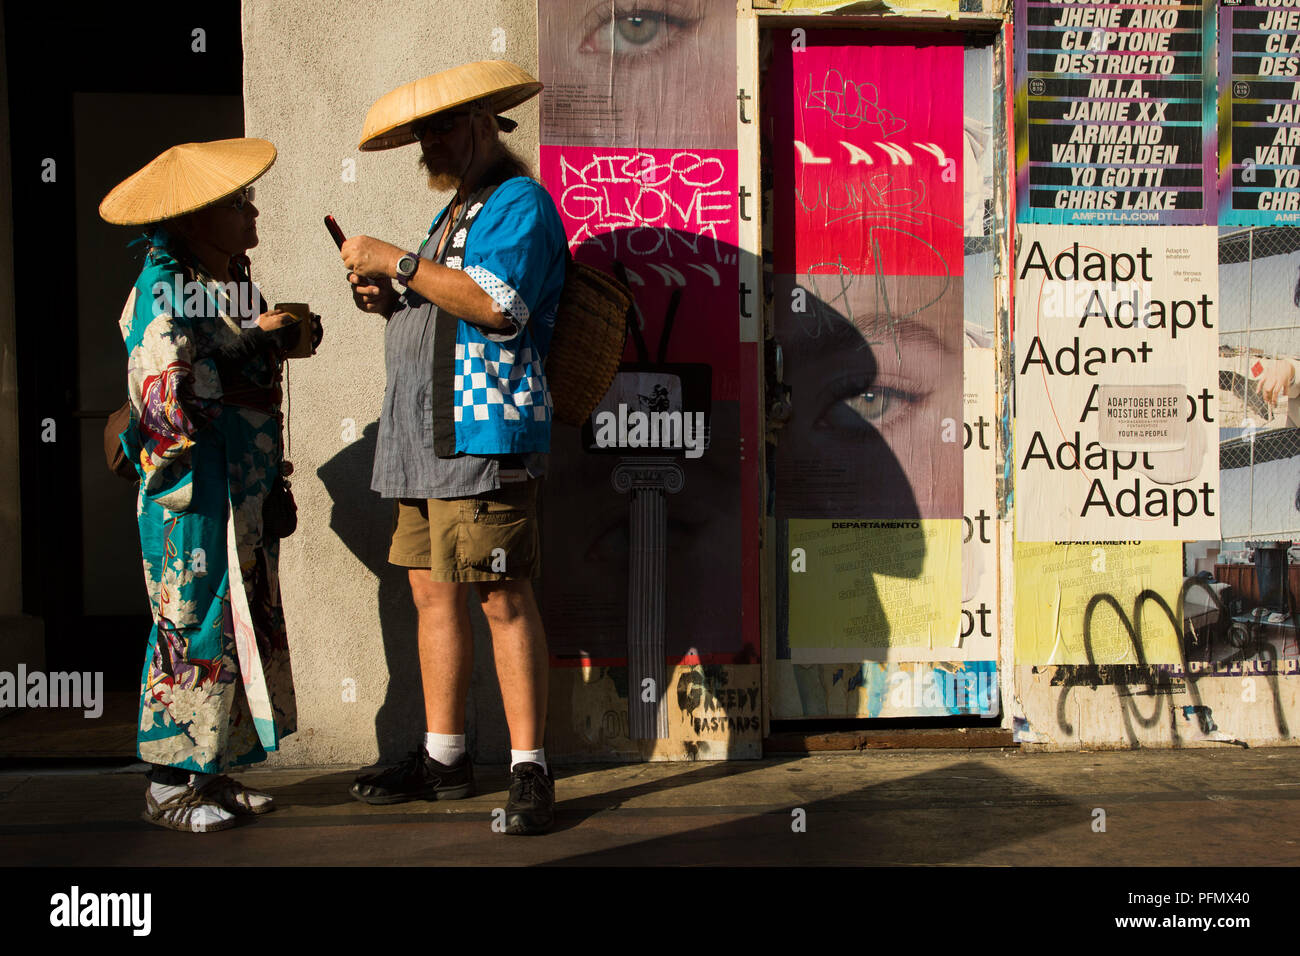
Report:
1015,0,1217,225
1015,225,1220,541
1219,0,1300,225
535,1,753,689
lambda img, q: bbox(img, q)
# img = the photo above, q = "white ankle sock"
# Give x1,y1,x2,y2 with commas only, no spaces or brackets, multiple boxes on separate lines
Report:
148,780,235,830
510,748,547,774
425,733,466,766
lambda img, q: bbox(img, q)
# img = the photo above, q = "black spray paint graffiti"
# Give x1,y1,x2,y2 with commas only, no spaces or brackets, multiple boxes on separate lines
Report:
675,668,760,737
1052,576,1291,745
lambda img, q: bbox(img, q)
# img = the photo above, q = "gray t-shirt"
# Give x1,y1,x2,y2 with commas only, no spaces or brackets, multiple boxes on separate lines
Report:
370,215,545,500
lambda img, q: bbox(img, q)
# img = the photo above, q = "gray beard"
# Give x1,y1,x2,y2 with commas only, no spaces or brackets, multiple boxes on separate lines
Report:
418,152,464,193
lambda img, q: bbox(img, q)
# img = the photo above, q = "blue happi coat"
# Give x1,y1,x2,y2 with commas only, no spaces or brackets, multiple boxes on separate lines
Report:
426,175,567,457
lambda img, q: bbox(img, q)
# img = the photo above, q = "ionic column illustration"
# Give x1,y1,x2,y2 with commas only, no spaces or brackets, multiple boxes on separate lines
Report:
611,457,685,740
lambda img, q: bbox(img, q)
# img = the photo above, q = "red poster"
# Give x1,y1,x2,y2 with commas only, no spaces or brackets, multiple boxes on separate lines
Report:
540,145,740,397
773,36,965,278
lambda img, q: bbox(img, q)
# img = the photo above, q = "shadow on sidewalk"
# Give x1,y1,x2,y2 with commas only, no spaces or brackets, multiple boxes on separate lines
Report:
252,755,1073,865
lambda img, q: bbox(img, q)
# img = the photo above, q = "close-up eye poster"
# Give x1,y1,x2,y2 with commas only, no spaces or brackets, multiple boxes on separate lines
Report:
765,29,992,720
536,0,756,755
538,0,736,149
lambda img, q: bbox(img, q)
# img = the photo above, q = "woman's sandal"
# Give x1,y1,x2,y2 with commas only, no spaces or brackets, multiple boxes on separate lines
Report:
142,783,239,833
207,775,276,815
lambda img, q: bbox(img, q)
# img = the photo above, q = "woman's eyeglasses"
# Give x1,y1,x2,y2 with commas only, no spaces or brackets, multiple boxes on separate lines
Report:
412,111,469,141
227,186,256,211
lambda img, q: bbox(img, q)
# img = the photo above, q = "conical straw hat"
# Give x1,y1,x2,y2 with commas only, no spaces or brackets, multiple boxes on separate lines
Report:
359,60,541,151
99,138,277,225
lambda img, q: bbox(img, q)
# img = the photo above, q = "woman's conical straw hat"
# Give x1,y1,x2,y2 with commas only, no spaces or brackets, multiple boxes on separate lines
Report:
359,60,542,151
99,138,277,226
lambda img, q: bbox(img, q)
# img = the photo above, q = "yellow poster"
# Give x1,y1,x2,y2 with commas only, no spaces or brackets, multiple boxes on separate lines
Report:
1013,540,1184,665
787,519,962,654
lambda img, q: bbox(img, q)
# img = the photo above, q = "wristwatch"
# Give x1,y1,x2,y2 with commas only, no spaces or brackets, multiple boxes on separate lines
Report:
395,252,420,286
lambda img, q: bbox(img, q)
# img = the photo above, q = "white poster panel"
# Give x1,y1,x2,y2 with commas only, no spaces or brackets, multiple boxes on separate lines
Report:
1015,225,1219,541
961,346,998,658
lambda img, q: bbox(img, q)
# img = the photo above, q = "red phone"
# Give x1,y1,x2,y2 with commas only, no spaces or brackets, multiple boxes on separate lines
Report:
324,215,346,249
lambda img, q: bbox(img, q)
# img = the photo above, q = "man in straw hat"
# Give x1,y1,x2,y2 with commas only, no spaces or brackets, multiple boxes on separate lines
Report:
100,138,314,832
341,61,566,834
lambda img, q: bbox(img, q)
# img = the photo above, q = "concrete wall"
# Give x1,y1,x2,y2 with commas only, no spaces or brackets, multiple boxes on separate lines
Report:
241,0,538,767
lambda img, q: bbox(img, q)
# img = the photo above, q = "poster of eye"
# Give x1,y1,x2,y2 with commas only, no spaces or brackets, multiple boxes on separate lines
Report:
769,32,965,524
1015,225,1219,541
535,1,758,753
1014,0,1216,225
1218,0,1300,225
765,30,991,718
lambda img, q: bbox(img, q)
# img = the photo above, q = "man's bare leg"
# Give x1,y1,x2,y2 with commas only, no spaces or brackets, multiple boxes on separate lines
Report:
349,572,475,804
408,571,473,734
476,579,548,750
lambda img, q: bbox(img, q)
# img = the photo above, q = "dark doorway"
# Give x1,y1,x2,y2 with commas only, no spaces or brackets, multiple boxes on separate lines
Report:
4,3,244,754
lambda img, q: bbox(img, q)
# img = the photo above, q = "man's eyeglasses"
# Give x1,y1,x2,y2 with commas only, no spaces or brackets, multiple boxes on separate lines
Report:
226,186,256,211
412,111,470,141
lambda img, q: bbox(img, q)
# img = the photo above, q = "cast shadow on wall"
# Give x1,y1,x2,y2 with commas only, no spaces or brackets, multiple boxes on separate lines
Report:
775,275,951,664
546,224,940,739
540,226,748,746
312,227,941,752
316,421,504,764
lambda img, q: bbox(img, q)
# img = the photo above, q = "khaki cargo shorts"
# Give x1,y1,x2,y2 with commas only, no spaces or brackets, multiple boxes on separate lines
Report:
389,479,541,582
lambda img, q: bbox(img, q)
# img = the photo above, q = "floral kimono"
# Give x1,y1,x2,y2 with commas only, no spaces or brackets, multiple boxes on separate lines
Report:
117,232,296,773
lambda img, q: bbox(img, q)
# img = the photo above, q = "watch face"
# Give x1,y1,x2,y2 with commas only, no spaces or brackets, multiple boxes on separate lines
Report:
398,254,418,278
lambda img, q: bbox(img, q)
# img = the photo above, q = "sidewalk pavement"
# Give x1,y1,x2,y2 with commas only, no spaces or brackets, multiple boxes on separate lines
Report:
2,748,1298,866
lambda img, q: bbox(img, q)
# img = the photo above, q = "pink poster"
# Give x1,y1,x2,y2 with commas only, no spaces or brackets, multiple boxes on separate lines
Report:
540,145,741,398
773,37,965,278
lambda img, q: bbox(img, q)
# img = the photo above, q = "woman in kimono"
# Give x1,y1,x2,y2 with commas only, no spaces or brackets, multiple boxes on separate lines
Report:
100,138,317,832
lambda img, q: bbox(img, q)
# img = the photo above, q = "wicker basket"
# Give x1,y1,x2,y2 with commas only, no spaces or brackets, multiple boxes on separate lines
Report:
547,259,631,426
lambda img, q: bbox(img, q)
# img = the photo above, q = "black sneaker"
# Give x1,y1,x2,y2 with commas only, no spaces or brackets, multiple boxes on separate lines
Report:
350,749,475,805
505,762,555,835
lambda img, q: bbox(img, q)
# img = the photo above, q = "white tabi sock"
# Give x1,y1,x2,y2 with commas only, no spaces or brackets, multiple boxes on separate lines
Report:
148,780,235,830
510,748,547,774
425,733,467,766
